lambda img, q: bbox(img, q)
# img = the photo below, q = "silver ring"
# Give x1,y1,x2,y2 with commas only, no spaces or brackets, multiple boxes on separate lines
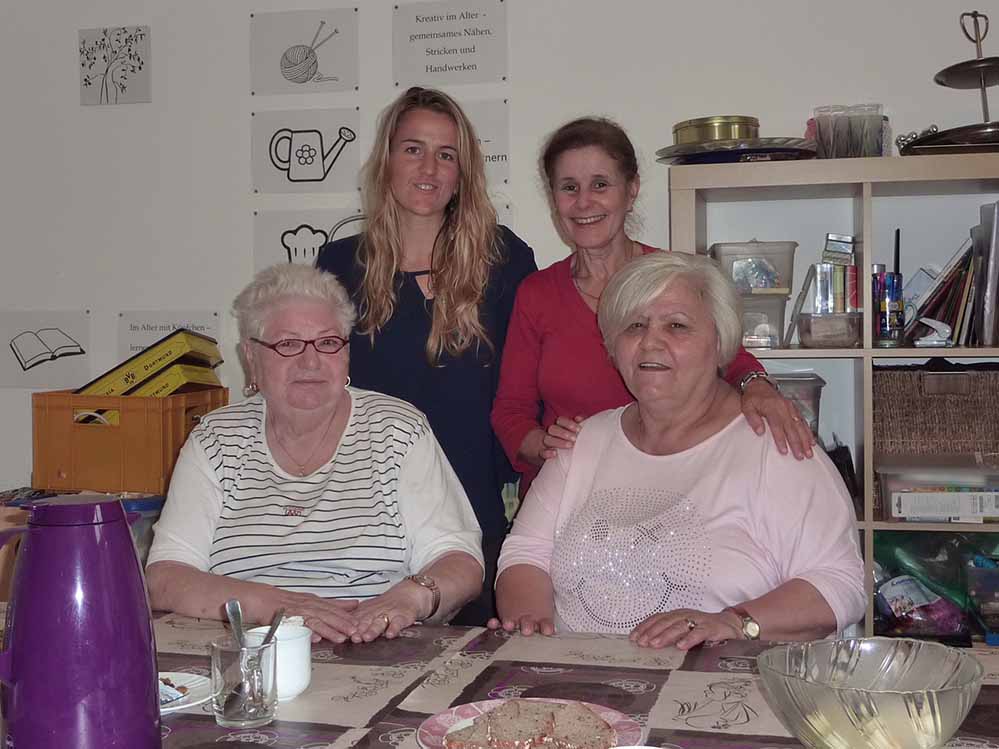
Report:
685,618,697,631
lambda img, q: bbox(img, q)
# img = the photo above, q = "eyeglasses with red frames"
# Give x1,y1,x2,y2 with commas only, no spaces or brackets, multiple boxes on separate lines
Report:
250,336,348,357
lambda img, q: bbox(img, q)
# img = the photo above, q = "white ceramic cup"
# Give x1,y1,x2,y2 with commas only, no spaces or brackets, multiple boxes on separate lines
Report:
245,623,313,702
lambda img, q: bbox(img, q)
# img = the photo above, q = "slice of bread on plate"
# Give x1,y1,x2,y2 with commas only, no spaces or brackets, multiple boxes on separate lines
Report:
441,699,614,749
444,716,491,749
549,702,616,749
487,700,556,749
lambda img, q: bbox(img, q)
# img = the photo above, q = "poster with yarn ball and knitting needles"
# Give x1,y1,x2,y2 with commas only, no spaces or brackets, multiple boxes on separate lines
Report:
251,8,359,96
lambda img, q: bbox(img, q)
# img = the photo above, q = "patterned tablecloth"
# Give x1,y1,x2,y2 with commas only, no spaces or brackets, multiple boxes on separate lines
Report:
152,611,999,749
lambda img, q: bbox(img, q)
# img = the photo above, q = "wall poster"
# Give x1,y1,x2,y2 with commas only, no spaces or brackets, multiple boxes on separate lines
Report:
461,98,509,185
253,206,363,271
0,310,91,389
250,8,359,96
116,311,220,362
252,107,361,194
79,26,151,105
393,0,508,87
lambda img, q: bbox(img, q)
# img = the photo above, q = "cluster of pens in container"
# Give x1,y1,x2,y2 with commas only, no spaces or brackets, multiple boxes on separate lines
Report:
871,229,905,347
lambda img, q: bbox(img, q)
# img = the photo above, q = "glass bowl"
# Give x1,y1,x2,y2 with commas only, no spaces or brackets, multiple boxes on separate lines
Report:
757,638,983,749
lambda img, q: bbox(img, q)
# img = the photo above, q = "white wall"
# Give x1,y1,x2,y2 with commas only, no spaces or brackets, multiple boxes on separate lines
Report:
0,0,988,486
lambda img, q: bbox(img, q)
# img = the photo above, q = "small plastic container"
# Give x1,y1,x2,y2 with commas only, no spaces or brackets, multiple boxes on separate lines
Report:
796,312,863,348
741,293,789,348
121,495,165,565
771,373,826,435
707,241,797,292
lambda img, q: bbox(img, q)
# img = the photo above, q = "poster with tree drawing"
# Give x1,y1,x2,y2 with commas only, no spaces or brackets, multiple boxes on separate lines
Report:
79,26,151,105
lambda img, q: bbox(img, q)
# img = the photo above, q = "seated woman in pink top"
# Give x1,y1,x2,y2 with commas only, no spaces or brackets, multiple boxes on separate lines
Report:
490,117,813,497
492,252,864,648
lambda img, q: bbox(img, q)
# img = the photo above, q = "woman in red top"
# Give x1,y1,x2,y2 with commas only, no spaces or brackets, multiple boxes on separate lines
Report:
491,117,813,494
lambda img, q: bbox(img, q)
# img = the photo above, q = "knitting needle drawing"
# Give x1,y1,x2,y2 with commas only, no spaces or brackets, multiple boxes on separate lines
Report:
281,21,340,84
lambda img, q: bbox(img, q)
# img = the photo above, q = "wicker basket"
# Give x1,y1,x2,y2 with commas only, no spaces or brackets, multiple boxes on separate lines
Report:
873,368,999,456
873,367,999,520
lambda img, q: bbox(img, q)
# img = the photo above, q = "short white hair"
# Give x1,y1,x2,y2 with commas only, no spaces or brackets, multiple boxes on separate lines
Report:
597,251,742,368
232,263,357,342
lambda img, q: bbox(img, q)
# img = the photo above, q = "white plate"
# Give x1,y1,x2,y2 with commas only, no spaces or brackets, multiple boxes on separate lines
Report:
159,671,212,715
416,698,642,749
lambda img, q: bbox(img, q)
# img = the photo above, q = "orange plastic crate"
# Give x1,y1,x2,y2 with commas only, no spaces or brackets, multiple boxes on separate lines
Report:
32,387,228,494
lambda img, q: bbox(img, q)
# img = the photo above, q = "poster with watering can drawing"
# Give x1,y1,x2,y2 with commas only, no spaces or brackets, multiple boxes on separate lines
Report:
250,8,358,95
252,108,360,194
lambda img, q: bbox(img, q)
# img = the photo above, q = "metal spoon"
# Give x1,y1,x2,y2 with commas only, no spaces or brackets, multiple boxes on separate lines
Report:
262,608,286,647
225,598,246,647
222,598,255,719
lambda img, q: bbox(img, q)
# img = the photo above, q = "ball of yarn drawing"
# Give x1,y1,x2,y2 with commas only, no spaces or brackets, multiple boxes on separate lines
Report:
281,45,318,84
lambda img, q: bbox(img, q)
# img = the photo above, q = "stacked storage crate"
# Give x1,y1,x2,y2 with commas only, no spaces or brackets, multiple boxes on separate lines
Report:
705,241,797,348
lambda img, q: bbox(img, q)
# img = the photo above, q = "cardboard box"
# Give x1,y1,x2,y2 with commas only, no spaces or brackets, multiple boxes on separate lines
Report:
32,388,228,495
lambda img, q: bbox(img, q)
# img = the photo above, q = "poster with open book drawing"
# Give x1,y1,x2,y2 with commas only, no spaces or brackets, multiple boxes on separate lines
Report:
0,311,90,388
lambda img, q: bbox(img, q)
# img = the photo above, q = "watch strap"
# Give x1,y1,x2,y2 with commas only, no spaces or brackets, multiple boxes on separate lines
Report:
725,605,761,640
406,574,441,622
738,370,779,394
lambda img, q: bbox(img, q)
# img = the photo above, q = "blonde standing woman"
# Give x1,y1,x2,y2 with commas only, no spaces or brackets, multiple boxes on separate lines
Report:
316,87,537,624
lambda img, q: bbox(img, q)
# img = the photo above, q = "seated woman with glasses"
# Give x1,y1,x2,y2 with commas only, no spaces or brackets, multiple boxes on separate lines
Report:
146,264,484,644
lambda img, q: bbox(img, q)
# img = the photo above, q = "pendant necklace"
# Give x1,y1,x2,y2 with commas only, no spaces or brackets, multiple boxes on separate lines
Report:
271,410,338,477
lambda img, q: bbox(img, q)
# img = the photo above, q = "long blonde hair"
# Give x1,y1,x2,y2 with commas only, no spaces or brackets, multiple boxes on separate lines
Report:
358,87,500,364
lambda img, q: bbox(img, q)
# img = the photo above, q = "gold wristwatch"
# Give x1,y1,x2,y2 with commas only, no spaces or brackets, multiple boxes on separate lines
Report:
726,605,761,640
406,574,440,622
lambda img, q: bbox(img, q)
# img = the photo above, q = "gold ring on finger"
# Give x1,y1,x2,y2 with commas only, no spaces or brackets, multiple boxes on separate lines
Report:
792,415,802,422
379,613,390,628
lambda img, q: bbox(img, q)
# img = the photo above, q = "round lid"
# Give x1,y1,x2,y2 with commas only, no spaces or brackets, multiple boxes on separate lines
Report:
27,494,126,526
672,115,759,133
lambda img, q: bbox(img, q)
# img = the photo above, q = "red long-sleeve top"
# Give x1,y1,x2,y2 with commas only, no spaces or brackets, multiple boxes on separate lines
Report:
491,245,764,494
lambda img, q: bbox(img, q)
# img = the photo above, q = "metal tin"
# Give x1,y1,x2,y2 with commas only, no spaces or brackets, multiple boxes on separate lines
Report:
814,263,835,314
672,115,760,145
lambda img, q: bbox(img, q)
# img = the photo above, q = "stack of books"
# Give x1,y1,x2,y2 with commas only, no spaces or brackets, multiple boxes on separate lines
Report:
76,328,223,399
903,201,999,347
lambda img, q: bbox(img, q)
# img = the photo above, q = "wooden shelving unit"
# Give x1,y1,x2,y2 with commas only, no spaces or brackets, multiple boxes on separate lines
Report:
669,153,999,636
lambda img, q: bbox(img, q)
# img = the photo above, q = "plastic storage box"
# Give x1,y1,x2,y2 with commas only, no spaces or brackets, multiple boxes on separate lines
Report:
741,293,790,348
874,454,999,521
771,373,826,435
796,312,863,348
32,388,228,494
707,240,797,292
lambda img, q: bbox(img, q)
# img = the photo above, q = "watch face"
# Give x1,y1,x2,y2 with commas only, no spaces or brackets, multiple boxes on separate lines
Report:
409,574,437,590
744,619,761,639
